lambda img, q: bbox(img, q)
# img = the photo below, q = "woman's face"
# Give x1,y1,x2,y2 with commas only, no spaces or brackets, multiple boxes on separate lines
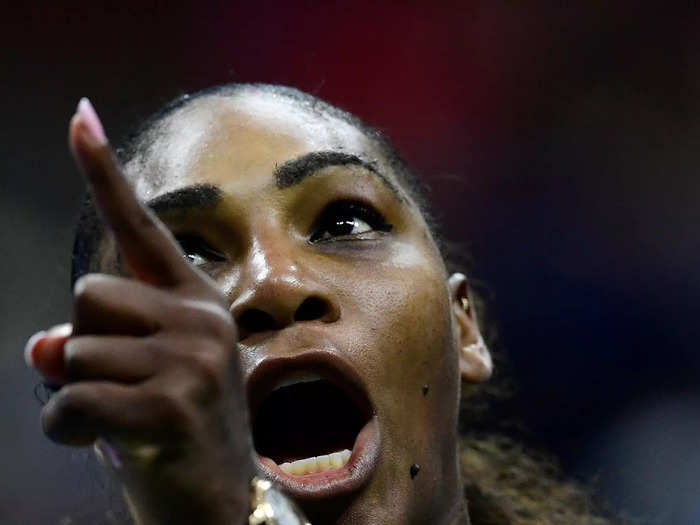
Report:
106,92,476,523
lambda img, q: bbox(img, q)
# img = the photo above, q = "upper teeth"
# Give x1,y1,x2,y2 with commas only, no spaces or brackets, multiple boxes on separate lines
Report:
279,449,351,476
271,373,324,392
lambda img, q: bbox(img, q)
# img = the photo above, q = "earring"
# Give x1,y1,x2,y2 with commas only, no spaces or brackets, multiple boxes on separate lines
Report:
460,297,470,313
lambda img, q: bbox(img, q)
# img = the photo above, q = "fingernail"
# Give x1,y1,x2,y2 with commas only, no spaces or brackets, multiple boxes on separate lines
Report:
76,97,107,145
24,330,47,368
24,323,72,381
47,323,73,337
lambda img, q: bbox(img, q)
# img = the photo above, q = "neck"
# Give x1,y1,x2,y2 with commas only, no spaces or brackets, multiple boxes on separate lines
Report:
438,448,471,525
438,490,471,525
418,463,471,525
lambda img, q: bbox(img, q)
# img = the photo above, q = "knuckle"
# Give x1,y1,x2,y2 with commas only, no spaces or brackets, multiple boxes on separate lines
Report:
144,388,191,433
41,385,92,442
73,274,108,307
62,340,88,379
181,299,237,342
189,348,224,383
179,347,226,402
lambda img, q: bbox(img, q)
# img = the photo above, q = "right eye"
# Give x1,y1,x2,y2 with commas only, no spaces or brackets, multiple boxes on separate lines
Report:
175,234,226,266
309,200,393,243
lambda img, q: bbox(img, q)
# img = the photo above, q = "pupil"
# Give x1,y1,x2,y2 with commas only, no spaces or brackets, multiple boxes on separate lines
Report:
330,218,355,236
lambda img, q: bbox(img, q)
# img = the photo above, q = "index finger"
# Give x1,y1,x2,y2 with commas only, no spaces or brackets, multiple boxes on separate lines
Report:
69,98,194,288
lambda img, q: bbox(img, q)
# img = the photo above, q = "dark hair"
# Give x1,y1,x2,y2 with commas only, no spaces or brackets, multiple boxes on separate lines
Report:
69,83,617,525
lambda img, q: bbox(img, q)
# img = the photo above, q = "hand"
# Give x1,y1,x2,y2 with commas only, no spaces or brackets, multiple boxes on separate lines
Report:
26,99,253,525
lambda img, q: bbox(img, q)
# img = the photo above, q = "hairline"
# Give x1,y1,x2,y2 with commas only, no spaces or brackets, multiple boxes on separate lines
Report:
73,83,449,284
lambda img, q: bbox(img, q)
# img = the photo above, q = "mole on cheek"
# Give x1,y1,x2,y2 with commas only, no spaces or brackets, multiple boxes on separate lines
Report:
422,384,429,396
410,464,420,479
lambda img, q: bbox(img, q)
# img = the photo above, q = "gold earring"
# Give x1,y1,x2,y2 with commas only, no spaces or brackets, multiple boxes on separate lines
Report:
460,297,470,313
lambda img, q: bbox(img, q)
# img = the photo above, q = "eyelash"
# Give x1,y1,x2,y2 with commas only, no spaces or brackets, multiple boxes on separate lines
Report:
175,234,226,266
309,200,393,243
176,200,392,264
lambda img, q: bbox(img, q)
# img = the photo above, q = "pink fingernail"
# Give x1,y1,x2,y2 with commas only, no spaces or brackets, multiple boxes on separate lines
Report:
24,330,46,368
76,97,107,145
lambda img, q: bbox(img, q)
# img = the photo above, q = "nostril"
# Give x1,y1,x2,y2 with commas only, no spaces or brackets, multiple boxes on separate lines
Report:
238,309,277,335
294,296,329,322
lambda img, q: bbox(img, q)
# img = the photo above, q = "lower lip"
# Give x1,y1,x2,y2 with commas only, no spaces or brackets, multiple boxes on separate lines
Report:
255,416,380,501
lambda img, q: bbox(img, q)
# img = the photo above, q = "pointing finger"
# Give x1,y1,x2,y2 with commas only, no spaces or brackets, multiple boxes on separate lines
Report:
68,98,194,288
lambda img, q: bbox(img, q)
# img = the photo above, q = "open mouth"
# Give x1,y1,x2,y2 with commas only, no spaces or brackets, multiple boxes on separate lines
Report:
253,375,368,474
247,354,380,499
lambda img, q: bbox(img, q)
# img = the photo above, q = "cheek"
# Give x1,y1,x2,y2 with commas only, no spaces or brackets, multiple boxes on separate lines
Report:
339,252,459,429
336,253,462,505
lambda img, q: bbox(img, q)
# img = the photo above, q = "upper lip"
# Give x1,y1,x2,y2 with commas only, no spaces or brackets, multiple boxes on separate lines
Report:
246,350,374,431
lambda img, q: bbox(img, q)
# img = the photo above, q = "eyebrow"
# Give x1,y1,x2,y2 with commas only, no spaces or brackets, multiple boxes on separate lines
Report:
144,151,403,215
146,183,222,214
274,151,402,198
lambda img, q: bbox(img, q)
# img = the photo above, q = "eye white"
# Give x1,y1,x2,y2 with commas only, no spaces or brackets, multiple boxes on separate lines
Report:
184,253,207,266
318,216,373,241
349,217,372,234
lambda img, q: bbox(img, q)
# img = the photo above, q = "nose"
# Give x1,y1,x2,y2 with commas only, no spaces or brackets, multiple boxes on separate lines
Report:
229,237,340,339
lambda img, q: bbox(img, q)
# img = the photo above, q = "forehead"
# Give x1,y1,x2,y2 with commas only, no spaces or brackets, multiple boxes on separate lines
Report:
128,91,385,199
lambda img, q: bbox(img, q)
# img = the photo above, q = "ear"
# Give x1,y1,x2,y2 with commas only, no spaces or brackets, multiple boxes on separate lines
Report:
448,273,492,383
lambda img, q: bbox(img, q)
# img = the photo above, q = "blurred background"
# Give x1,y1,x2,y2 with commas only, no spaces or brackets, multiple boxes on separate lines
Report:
2,2,699,523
